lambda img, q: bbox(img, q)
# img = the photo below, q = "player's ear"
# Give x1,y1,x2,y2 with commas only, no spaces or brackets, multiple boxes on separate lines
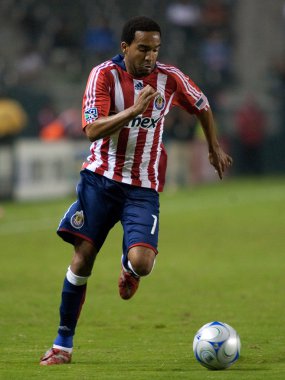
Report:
121,41,128,55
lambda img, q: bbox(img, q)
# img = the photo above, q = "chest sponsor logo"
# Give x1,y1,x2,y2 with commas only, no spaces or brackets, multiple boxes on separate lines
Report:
128,115,162,129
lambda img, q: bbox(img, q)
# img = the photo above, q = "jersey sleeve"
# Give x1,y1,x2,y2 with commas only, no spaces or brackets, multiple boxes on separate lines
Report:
82,66,111,129
171,68,210,115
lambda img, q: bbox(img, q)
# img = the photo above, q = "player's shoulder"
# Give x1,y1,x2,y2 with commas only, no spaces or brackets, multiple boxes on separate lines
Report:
156,61,203,98
156,61,188,79
90,60,117,76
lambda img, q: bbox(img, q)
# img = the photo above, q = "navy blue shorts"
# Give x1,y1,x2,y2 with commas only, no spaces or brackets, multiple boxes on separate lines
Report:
57,170,160,256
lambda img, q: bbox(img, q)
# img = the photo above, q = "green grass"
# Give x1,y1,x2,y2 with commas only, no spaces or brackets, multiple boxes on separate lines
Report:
0,177,285,379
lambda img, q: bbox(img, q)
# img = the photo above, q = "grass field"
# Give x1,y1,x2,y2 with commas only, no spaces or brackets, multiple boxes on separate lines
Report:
0,177,285,379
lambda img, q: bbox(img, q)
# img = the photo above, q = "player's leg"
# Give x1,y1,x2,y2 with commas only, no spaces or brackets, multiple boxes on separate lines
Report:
119,245,156,300
40,170,122,365
119,186,159,300
71,238,98,276
53,239,97,346
127,245,156,276
40,238,97,366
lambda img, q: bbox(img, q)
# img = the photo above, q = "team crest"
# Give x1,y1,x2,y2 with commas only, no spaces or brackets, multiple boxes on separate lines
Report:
70,210,84,229
84,107,98,123
154,94,165,111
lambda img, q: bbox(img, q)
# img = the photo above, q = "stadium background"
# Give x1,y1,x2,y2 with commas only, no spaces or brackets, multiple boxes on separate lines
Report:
0,0,285,199
1,2,285,378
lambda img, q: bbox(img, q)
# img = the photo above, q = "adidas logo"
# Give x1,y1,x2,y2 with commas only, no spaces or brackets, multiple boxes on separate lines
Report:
134,82,144,91
58,325,71,332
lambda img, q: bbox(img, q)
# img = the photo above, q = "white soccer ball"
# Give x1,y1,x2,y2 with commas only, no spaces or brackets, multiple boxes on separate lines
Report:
193,321,241,370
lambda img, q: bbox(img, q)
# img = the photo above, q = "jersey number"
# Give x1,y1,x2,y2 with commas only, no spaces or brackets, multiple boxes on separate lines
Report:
151,214,158,235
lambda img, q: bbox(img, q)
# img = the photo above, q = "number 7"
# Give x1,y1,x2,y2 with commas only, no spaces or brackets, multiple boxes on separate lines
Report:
151,214,158,235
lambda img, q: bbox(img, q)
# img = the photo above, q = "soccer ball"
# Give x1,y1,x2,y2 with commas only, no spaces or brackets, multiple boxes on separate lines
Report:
193,321,241,370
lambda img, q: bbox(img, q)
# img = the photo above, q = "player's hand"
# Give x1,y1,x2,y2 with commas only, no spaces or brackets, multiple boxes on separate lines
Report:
132,85,159,116
208,146,233,180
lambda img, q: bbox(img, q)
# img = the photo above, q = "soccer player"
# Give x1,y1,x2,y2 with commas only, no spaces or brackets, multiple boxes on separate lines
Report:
40,16,232,365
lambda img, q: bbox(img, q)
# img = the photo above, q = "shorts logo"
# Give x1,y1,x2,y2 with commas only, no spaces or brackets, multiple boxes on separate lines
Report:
154,94,165,111
84,107,98,122
70,210,84,229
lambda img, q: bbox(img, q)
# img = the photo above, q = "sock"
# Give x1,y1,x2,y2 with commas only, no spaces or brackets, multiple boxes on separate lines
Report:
121,255,140,278
53,267,88,349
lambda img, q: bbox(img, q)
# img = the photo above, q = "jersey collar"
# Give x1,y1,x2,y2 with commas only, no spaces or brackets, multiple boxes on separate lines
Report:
112,54,126,70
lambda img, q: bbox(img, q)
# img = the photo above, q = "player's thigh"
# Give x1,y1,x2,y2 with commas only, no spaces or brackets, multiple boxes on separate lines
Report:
121,186,160,255
58,170,123,251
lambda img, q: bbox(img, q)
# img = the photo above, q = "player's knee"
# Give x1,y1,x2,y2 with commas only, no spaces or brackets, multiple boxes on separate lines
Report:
128,247,156,277
131,261,152,276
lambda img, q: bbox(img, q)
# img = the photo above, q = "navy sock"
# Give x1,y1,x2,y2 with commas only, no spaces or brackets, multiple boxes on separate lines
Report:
54,277,86,348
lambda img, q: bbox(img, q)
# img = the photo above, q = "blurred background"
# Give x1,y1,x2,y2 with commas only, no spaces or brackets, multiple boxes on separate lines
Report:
0,0,284,200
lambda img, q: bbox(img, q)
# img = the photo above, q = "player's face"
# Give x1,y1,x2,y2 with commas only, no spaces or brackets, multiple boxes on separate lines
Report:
122,31,161,77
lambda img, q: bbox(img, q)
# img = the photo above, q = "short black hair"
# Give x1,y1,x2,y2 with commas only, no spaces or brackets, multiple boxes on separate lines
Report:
121,16,161,45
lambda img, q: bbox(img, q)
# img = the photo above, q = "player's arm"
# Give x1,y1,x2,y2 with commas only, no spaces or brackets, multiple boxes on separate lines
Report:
170,66,233,178
197,108,233,179
85,85,158,142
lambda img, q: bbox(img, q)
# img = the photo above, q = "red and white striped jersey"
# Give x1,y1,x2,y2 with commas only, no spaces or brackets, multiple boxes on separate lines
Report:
82,54,209,192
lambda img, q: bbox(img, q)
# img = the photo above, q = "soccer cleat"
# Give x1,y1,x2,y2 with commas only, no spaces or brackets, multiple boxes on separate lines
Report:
118,268,140,300
40,348,72,366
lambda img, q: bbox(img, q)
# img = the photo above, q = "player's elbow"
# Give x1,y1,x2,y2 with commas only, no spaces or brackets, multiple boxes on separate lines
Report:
85,123,101,142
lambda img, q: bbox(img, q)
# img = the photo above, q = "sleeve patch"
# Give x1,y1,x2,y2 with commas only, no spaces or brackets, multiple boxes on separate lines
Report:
195,94,209,110
84,107,98,122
